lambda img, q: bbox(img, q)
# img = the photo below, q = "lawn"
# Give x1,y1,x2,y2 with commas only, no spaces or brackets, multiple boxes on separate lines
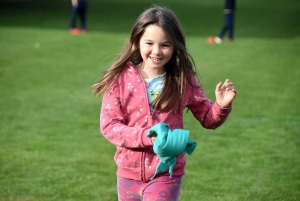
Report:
0,0,299,200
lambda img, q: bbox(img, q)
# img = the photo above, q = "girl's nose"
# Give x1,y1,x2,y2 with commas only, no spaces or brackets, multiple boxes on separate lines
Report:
152,45,161,55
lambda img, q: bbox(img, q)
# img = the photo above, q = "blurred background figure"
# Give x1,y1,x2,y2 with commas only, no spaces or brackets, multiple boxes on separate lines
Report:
207,0,236,44
69,0,88,35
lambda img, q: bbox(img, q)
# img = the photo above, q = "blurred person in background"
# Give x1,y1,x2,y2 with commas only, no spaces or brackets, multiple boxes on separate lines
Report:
208,0,236,44
69,0,88,35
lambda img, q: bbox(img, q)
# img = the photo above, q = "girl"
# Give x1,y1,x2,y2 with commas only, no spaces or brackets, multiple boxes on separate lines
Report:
93,5,236,201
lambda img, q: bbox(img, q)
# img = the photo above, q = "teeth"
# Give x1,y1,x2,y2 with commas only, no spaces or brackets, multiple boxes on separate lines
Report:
150,56,160,61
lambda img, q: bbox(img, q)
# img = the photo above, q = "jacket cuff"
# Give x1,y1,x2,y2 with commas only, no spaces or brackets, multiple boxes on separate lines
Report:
214,102,232,114
141,128,152,147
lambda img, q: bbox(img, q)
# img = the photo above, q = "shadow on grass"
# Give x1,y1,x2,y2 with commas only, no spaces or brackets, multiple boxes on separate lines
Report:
0,0,299,39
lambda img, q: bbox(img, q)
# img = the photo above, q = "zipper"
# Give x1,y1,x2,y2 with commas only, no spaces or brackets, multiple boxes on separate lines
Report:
150,110,155,116
138,72,153,182
137,69,162,181
139,73,154,118
141,151,146,182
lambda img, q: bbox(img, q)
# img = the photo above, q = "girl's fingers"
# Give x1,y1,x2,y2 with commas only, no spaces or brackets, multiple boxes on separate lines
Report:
216,82,223,91
226,86,235,91
224,81,235,89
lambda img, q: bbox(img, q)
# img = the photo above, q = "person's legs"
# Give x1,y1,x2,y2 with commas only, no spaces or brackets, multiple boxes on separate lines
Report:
78,3,87,31
218,14,228,39
69,6,78,29
227,13,234,41
117,176,182,201
69,6,80,35
117,177,142,201
142,176,182,201
213,13,228,44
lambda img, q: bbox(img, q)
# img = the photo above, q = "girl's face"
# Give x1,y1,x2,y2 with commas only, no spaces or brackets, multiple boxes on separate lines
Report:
139,24,174,75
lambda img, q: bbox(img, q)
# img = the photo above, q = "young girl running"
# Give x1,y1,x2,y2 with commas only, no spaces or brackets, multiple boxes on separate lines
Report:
93,5,236,201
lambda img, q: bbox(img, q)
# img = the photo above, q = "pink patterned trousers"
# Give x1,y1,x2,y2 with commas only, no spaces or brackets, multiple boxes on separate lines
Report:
117,176,182,201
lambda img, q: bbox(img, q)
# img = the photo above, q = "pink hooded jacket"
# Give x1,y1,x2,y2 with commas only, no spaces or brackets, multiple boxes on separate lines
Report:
100,62,232,182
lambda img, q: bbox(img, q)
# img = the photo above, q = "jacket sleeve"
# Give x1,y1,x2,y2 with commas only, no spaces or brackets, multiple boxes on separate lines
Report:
100,81,152,148
186,78,232,129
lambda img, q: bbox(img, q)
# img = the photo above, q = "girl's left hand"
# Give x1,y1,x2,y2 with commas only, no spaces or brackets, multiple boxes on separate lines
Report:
215,79,236,108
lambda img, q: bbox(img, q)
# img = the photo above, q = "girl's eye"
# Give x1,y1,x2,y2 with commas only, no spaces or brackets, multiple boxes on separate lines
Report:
146,43,152,45
162,44,170,47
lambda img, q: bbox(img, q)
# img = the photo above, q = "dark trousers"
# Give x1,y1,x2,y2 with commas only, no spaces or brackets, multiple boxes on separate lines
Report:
69,2,87,30
218,13,234,40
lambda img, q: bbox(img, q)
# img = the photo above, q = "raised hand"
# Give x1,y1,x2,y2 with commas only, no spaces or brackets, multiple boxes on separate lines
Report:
215,79,236,108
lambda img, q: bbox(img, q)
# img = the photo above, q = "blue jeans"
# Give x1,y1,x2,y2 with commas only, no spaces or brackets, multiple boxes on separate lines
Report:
218,13,234,40
69,2,87,30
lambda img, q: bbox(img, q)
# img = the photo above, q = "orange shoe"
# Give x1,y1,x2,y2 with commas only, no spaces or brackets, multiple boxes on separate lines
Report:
70,28,80,35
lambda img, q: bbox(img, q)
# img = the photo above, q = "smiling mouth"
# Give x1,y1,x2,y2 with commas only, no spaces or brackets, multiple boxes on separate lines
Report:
149,56,162,62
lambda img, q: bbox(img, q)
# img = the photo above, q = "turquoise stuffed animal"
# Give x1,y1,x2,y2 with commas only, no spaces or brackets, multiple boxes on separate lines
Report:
147,122,197,180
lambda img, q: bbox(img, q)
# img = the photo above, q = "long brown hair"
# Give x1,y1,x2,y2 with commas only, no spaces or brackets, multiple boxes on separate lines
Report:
93,5,201,113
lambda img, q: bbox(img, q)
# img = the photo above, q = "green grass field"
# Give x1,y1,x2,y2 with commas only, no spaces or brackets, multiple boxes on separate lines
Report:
0,0,299,200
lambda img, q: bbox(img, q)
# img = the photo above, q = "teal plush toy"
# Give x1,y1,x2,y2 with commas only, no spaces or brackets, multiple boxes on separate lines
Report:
147,122,197,180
